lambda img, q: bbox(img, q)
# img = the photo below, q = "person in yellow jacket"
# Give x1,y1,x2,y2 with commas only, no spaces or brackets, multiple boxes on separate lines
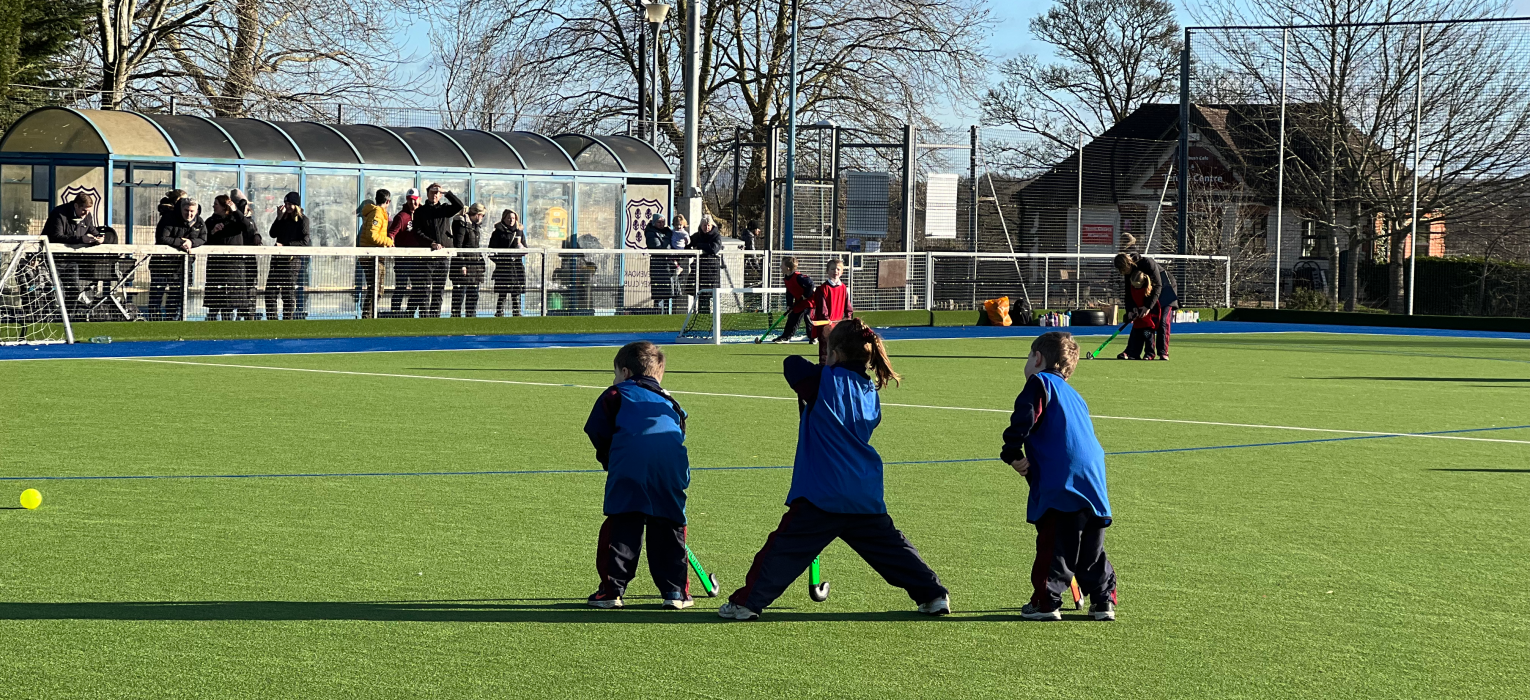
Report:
357,189,394,318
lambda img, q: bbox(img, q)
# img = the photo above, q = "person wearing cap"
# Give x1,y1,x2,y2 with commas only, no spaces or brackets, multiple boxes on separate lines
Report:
265,191,311,320
357,189,394,318
450,203,489,317
388,188,425,317
413,183,464,317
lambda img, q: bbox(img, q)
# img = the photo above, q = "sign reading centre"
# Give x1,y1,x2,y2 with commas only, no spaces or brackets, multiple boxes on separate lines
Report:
1082,224,1114,246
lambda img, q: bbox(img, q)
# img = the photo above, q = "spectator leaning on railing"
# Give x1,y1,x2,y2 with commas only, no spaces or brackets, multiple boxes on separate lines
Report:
413,183,464,317
266,192,311,321
489,209,528,317
357,189,394,318
388,188,424,317
152,195,206,321
204,193,256,321
450,203,488,317
43,193,102,311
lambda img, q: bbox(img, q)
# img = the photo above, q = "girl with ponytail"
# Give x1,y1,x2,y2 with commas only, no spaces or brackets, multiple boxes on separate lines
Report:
718,317,950,621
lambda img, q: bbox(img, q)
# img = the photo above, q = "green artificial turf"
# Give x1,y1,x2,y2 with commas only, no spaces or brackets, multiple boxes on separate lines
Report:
1,333,1528,698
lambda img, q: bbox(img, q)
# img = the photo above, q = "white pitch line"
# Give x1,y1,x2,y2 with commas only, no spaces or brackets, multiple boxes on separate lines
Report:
112,358,1530,445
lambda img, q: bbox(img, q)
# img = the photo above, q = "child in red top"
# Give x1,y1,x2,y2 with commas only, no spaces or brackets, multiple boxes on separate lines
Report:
1120,272,1157,360
772,256,816,343
810,258,853,363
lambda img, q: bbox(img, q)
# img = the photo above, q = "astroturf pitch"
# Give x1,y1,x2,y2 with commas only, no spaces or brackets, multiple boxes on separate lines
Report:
2,332,1528,698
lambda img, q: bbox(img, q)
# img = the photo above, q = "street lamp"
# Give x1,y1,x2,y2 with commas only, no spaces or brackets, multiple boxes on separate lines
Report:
782,0,800,250
642,2,670,146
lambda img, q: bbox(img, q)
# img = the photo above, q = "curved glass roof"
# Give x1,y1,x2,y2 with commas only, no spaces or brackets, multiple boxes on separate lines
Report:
0,108,672,175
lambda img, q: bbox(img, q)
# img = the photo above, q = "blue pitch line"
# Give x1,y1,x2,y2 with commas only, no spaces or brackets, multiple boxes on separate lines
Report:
2,320,1529,361
1,425,1523,483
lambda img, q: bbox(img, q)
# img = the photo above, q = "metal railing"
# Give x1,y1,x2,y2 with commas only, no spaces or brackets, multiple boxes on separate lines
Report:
46,245,1231,325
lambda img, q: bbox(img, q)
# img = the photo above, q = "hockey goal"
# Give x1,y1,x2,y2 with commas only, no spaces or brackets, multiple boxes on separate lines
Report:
676,287,789,344
1,236,74,345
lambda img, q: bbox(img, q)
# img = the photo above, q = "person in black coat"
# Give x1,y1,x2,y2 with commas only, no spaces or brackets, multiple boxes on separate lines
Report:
266,191,311,320
43,194,103,310
413,183,464,317
203,194,256,320
643,215,675,312
152,195,207,321
449,204,489,317
1113,249,1180,360
489,209,528,317
688,216,725,310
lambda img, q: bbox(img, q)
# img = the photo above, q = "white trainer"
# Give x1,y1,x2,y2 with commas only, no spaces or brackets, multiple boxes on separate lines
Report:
662,596,695,610
1019,603,1062,621
917,595,951,615
716,602,759,621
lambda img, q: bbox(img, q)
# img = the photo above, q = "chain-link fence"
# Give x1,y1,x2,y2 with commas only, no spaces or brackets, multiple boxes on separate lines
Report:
1185,18,1530,317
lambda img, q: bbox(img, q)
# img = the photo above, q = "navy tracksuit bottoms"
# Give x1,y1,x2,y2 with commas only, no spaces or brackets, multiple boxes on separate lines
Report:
596,512,689,598
1032,508,1117,611
729,498,947,613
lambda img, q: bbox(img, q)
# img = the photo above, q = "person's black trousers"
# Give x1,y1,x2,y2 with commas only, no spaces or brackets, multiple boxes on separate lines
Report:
1123,327,1155,359
450,283,480,317
595,512,690,599
423,259,447,317
777,309,807,340
729,498,947,613
1031,508,1116,611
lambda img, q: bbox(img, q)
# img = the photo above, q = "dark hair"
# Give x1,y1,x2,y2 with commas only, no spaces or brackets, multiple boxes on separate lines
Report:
1030,331,1079,379
1113,253,1135,276
747,219,760,231
214,194,231,209
614,341,665,377
376,189,391,204
827,318,900,389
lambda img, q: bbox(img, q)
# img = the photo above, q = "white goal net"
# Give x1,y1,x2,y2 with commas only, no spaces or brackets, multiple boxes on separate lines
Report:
1,236,73,345
676,287,790,344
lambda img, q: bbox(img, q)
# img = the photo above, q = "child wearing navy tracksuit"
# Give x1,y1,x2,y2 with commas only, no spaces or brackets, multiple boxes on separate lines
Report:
584,341,694,610
772,256,815,343
1001,331,1118,621
719,319,949,620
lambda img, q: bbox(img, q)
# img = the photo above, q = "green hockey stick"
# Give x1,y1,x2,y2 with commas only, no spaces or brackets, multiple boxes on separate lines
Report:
754,310,790,344
686,545,721,597
808,555,829,602
1084,320,1132,359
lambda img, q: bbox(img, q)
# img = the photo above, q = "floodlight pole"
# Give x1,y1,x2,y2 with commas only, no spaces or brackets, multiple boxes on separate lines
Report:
1076,132,1083,305
1408,24,1423,315
650,18,661,146
782,0,800,250
681,0,701,227
1176,30,1190,280
1275,28,1287,309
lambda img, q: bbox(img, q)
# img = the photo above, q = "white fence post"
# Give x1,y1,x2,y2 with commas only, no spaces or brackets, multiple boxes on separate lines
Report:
711,288,722,345
924,251,934,311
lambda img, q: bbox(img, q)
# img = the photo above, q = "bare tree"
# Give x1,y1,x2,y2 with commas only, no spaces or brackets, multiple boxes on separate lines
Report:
982,0,1180,167
430,0,561,129
1196,0,1530,312
147,0,404,117
93,0,214,108
426,0,991,225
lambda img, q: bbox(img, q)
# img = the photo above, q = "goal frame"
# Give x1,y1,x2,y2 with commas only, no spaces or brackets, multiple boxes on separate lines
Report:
0,235,75,345
675,286,788,345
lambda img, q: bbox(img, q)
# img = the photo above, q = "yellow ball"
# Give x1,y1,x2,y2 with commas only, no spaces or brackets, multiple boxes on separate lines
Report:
19,488,41,510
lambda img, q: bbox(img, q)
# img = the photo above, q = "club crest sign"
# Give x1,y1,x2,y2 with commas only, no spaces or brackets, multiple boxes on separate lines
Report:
626,197,665,248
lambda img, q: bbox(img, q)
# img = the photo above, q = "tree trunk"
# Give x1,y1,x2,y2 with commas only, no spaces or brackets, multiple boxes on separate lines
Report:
1343,202,1362,311
1387,221,1407,313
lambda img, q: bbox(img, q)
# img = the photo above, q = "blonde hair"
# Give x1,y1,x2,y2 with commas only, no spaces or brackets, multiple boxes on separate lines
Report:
283,204,304,221
1129,270,1152,292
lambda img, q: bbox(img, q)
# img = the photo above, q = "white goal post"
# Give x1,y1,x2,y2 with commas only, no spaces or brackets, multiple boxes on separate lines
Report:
675,287,790,344
0,236,74,345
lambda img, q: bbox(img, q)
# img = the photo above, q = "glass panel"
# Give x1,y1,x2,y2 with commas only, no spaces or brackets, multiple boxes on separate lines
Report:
0,109,106,153
179,167,240,217
526,180,572,248
1,164,48,235
305,173,359,247
364,172,416,206
128,168,174,245
575,182,620,250
473,178,522,248
419,176,468,201
55,166,105,227
112,185,128,233
245,170,301,245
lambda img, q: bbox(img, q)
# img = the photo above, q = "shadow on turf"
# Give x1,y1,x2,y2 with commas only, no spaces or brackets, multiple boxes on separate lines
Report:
0,600,1062,623
1314,376,1530,383
407,368,776,375
1429,468,1530,473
